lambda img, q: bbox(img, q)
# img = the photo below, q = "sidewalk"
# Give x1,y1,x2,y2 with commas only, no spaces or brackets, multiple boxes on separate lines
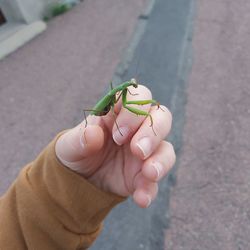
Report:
0,0,147,193
165,0,250,249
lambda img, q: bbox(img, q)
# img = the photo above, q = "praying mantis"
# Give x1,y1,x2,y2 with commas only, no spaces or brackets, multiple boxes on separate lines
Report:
84,78,163,136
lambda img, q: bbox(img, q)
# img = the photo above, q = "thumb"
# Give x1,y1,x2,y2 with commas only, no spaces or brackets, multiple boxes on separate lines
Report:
55,124,104,166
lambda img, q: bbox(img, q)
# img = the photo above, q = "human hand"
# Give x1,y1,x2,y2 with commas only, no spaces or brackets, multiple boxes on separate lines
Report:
55,85,176,208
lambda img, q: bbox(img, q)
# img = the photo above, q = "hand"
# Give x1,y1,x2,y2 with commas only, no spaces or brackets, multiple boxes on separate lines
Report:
55,85,176,208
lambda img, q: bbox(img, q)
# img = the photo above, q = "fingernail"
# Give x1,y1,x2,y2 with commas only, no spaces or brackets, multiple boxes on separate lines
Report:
153,162,163,180
136,137,152,159
113,127,130,145
146,194,151,207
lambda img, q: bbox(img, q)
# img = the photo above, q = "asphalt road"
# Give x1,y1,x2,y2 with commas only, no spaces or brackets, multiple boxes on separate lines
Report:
91,0,194,249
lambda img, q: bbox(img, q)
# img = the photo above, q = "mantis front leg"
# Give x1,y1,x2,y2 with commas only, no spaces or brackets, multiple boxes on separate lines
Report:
122,89,159,135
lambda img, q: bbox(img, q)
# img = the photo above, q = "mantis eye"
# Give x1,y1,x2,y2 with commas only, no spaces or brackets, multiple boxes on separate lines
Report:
131,78,137,84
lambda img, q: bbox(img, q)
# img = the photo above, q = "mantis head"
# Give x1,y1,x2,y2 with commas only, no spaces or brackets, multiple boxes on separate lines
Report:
130,78,138,88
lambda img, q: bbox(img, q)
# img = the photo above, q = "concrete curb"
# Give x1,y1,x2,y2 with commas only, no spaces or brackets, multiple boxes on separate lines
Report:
112,0,156,85
0,21,46,60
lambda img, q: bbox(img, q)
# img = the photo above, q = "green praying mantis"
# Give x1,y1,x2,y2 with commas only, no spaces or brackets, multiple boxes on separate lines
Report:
84,78,163,136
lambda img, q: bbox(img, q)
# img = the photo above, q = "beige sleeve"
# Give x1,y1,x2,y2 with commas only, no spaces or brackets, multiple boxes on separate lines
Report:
0,133,125,250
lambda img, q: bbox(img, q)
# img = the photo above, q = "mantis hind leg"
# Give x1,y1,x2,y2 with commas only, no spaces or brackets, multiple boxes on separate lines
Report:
109,84,125,136
82,109,98,128
110,105,123,136
109,96,124,136
83,110,88,128
83,106,124,137
82,108,103,143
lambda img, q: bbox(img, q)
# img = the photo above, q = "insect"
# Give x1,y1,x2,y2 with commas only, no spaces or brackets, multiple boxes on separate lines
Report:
83,78,162,136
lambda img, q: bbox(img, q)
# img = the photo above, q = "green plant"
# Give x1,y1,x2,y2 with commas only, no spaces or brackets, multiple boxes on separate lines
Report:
43,3,71,21
51,3,70,17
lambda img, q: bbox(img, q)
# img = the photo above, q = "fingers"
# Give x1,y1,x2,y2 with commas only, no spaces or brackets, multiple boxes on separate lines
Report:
55,124,104,165
132,141,175,208
111,85,153,145
130,105,172,160
142,141,176,182
133,176,158,208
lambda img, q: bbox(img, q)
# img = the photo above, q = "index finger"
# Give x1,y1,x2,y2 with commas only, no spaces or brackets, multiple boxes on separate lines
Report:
112,84,153,145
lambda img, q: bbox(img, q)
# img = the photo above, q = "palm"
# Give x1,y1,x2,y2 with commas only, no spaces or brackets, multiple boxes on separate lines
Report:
84,127,143,197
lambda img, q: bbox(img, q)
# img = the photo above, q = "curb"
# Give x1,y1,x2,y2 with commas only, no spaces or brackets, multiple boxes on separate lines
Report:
0,21,46,60
112,0,156,84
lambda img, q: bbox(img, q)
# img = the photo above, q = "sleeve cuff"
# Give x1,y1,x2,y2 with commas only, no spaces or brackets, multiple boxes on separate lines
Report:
27,131,126,234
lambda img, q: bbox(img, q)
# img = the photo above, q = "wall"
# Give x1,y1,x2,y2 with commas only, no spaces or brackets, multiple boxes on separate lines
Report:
0,0,57,24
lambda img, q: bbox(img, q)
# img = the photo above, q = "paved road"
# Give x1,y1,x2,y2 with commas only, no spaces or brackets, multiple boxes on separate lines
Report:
165,0,250,249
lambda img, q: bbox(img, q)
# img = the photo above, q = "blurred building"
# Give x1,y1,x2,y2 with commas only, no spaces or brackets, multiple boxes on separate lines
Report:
0,0,68,59
0,0,57,24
